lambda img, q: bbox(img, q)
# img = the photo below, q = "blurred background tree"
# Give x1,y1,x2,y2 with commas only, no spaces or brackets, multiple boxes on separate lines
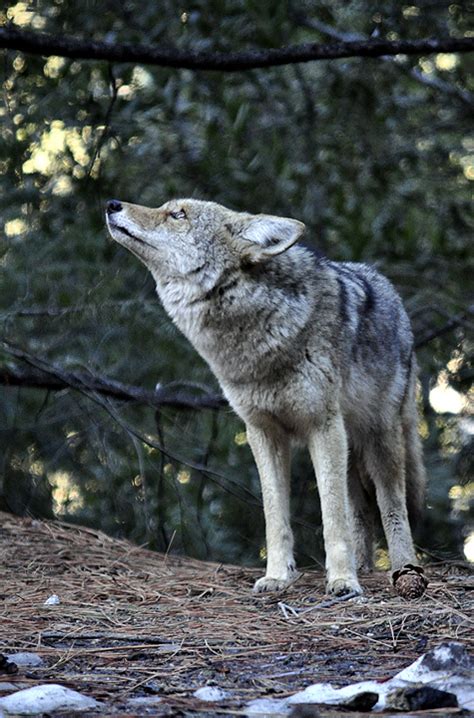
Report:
0,0,473,570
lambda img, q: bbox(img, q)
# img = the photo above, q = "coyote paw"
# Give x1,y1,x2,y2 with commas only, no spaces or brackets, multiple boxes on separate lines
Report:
327,576,362,597
253,571,301,594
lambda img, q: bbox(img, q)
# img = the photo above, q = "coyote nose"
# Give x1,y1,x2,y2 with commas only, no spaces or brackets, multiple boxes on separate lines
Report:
106,199,122,215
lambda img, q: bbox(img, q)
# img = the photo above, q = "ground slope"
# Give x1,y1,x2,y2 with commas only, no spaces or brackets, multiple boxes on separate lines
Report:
0,511,472,715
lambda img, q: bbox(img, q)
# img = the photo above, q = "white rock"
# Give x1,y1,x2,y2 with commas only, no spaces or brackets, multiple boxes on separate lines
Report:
193,686,228,702
5,654,43,668
43,594,60,606
0,684,98,715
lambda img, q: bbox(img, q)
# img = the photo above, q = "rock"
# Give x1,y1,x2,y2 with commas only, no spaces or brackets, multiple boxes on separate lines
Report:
391,641,473,710
386,685,458,711
0,657,18,676
342,691,379,710
289,706,320,717
421,641,472,674
289,693,379,717
0,684,98,715
142,679,163,693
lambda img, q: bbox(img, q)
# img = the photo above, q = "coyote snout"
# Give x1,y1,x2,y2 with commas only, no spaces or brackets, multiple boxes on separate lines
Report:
105,197,426,598
106,199,122,215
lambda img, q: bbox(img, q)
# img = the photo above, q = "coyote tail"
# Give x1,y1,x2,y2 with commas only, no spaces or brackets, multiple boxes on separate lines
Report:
403,353,427,527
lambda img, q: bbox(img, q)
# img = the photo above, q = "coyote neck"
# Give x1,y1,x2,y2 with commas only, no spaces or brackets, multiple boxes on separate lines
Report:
156,255,336,387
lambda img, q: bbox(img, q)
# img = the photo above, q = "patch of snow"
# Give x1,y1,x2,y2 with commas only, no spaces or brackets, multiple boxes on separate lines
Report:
43,594,60,605
246,681,384,716
288,680,385,708
193,686,228,701
389,654,424,683
245,697,287,715
5,654,43,668
127,695,162,706
244,642,474,716
0,684,98,715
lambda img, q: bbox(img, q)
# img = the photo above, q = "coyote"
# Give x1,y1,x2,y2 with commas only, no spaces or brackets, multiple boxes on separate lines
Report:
106,198,426,596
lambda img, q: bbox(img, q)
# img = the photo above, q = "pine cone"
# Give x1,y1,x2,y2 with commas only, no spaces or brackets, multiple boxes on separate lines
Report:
392,564,428,599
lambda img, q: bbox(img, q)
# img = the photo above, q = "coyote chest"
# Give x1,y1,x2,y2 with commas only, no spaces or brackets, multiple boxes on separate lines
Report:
171,299,339,434
159,273,316,385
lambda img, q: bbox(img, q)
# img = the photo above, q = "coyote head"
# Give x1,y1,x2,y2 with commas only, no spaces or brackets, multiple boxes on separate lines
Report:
105,198,305,285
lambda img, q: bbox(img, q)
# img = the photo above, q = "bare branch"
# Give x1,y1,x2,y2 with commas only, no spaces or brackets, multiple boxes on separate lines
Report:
88,391,318,531
2,296,471,411
293,13,474,107
93,392,261,507
0,27,473,72
0,340,226,411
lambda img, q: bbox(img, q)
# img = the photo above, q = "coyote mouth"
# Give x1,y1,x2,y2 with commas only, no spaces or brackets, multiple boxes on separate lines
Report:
111,222,155,250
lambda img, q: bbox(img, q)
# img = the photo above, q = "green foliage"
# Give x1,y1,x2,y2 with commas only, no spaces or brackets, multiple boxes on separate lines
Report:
0,0,472,566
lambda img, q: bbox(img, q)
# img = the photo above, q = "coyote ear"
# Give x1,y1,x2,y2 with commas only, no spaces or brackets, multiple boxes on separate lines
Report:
240,214,305,263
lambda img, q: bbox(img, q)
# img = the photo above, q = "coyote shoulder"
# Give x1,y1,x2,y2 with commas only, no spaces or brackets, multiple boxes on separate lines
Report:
106,197,426,596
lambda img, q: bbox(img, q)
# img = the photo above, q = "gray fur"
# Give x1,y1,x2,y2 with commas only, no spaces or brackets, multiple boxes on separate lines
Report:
106,198,426,595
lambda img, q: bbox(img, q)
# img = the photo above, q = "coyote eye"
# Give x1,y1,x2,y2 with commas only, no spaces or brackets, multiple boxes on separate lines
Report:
170,209,186,220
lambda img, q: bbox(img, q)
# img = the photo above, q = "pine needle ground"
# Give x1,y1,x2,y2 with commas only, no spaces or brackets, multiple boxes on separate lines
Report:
0,511,472,715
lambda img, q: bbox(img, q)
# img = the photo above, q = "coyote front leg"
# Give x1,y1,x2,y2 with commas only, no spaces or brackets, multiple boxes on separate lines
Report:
246,424,298,593
308,413,362,596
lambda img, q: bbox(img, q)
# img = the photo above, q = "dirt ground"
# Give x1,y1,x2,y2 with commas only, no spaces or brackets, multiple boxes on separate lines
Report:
0,511,472,716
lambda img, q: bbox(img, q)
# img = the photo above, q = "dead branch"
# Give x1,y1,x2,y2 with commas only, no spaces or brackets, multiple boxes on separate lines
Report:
0,27,473,72
293,13,474,108
1,298,472,409
0,340,226,411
